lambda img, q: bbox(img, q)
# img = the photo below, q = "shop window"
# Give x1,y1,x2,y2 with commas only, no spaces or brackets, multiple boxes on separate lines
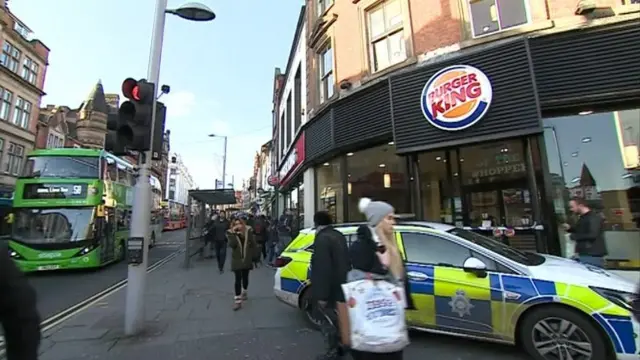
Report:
346,143,409,221
316,157,344,223
367,0,406,72
459,140,533,228
542,110,640,269
417,151,462,225
468,0,529,38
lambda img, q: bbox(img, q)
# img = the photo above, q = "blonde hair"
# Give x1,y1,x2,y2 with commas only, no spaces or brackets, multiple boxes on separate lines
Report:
374,226,404,280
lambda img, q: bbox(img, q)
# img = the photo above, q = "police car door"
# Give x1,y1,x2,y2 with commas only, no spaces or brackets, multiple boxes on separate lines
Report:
401,231,500,338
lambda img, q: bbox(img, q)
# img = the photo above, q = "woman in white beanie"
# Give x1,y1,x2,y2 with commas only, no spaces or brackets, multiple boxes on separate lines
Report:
344,197,410,359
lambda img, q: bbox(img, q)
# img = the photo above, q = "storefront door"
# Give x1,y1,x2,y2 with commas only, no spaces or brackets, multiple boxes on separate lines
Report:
462,179,534,228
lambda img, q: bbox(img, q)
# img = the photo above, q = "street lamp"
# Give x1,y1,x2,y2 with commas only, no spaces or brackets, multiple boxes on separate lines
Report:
208,134,228,189
125,0,215,336
167,2,216,21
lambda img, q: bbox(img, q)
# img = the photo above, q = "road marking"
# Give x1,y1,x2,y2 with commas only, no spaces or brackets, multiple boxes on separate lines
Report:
0,249,183,356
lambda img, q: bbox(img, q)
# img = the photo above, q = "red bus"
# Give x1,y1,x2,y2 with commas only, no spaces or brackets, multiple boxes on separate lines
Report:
162,199,187,231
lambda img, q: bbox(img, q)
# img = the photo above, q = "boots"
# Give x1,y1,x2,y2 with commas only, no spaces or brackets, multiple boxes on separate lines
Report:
233,296,242,311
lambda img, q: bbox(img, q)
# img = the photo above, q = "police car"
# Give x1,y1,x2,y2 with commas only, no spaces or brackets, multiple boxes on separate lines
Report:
273,221,639,360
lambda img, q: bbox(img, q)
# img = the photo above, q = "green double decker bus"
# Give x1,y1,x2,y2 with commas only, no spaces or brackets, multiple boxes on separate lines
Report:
6,148,163,272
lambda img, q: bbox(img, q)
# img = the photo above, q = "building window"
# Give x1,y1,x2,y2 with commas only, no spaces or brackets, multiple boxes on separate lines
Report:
1,42,21,73
21,57,38,85
468,0,529,37
13,22,31,39
5,142,24,176
13,97,32,129
317,0,334,16
346,143,409,221
317,158,344,223
542,110,640,269
318,43,334,104
0,89,12,121
367,0,406,72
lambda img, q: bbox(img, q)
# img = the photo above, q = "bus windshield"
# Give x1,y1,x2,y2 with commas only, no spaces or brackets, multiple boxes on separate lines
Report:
23,156,99,179
12,207,94,244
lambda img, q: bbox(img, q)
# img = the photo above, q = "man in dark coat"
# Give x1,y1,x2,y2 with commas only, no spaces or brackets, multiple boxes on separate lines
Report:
563,197,607,267
211,210,231,273
0,245,41,360
309,211,350,360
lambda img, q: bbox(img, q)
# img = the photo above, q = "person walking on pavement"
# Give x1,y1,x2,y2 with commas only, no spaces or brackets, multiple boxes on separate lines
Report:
227,218,258,310
277,209,293,255
212,210,231,273
563,197,607,267
309,211,351,360
345,197,412,360
253,215,268,264
0,244,41,360
266,220,279,266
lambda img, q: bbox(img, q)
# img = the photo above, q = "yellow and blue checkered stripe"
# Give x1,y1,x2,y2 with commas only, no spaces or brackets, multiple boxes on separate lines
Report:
406,263,637,355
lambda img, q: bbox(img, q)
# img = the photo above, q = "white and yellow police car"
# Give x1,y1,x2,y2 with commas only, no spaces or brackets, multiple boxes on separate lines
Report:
273,221,639,360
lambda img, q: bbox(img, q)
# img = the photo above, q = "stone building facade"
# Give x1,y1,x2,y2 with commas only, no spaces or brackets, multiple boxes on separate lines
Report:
0,1,49,197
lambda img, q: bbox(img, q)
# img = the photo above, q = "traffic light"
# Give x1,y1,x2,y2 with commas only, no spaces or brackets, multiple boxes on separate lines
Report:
118,78,156,152
151,102,167,160
104,113,127,155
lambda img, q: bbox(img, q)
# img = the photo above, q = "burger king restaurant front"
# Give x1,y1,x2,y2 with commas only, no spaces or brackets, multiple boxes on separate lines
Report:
305,19,640,270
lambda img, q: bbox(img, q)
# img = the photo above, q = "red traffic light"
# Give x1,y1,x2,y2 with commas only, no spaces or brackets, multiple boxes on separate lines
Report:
122,78,140,100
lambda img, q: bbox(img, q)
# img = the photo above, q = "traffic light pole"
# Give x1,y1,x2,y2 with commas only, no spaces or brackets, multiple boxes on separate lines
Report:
124,0,167,336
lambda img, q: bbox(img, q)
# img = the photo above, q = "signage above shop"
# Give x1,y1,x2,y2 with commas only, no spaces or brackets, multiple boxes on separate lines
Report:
279,133,306,187
267,175,279,187
420,65,493,131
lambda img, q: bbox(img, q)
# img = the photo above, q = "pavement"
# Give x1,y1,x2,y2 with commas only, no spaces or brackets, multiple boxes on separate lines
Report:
27,229,187,321
36,254,527,360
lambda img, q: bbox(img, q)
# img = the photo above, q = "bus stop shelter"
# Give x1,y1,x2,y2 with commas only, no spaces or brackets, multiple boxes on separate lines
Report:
184,189,237,268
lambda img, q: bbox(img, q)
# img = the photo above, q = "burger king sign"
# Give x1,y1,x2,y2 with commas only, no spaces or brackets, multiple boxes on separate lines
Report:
420,65,493,131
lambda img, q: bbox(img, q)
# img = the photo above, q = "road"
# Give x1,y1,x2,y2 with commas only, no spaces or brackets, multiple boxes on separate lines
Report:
26,229,186,322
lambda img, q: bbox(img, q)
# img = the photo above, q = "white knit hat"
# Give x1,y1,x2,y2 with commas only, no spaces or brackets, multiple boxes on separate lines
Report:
358,197,394,227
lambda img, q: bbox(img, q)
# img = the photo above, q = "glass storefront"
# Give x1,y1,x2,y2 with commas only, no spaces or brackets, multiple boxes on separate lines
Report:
283,179,304,237
542,109,640,268
346,143,409,221
316,158,344,223
417,139,536,228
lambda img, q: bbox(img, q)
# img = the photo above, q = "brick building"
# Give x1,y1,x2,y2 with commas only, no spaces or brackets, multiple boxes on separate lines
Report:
275,0,640,268
0,2,49,198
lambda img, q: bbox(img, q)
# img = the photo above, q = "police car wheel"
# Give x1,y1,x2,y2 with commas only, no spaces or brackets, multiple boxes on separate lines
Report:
300,288,322,329
519,306,611,360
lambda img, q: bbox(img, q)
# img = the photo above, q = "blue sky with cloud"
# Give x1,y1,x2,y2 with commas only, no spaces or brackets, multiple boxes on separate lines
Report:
13,0,302,189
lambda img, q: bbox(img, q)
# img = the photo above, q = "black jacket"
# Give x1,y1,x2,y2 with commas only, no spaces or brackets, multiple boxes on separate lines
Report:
569,211,607,257
208,218,230,243
0,246,41,360
350,225,415,310
310,226,350,305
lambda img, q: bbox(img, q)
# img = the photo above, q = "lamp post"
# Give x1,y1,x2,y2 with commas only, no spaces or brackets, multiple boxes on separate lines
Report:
208,134,228,189
125,0,215,336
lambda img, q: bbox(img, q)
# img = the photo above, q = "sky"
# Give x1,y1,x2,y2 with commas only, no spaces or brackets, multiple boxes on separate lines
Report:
12,0,303,189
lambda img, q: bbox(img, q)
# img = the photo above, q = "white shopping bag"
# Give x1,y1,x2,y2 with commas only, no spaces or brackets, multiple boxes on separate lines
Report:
341,279,409,353
564,233,575,259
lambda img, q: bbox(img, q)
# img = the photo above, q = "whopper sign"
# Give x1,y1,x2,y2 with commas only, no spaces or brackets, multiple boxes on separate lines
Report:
279,133,305,187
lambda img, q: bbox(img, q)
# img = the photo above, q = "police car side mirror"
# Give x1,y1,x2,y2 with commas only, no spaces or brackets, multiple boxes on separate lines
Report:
463,257,487,278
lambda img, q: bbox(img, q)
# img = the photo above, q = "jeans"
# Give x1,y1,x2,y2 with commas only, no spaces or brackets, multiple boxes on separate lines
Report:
214,241,227,271
234,269,250,297
277,234,292,256
315,304,341,360
267,243,277,264
578,255,605,268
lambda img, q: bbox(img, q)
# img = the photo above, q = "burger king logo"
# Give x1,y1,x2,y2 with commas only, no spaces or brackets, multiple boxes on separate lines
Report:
420,65,493,131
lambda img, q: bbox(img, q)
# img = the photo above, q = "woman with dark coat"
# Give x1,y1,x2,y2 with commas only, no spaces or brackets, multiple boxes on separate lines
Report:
346,197,414,360
227,218,258,310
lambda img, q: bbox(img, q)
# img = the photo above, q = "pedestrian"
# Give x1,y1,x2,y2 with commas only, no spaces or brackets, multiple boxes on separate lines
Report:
563,197,607,267
253,215,268,264
277,209,293,255
0,243,41,360
341,197,411,360
227,218,258,310
309,211,350,360
266,221,279,266
212,210,231,274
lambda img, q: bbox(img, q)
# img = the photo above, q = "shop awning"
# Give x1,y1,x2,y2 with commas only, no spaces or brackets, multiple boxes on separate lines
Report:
188,189,236,205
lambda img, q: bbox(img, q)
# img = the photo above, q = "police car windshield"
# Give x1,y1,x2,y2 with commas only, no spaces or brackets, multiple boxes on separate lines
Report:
447,228,545,266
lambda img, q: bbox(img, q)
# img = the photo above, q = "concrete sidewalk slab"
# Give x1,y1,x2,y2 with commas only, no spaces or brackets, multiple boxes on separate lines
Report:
38,257,322,360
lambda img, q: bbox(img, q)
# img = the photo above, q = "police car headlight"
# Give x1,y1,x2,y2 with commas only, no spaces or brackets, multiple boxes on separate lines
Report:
591,286,634,310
